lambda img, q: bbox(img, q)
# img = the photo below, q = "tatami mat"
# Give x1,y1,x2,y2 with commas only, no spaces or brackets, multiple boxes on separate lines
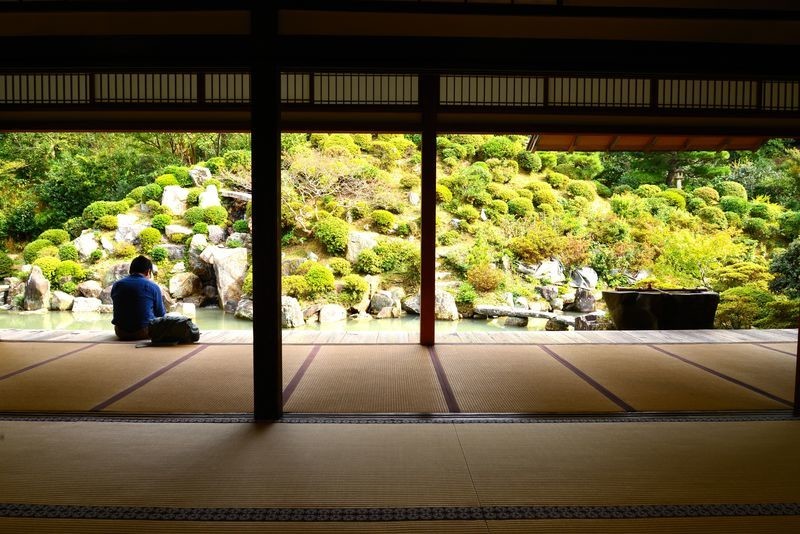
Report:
103,345,252,413
488,517,800,533
434,345,622,413
455,421,800,506
654,343,795,403
547,344,786,411
284,345,448,413
0,342,92,377
760,342,798,355
0,422,478,508
0,344,196,411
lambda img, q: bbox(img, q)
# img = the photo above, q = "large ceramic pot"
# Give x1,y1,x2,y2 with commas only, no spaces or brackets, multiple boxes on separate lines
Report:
601,288,720,330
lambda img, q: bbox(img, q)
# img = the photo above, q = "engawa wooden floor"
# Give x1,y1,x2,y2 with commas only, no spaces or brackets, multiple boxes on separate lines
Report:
0,329,796,414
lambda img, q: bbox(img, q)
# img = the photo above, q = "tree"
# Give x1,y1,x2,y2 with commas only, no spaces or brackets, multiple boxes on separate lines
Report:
599,151,731,188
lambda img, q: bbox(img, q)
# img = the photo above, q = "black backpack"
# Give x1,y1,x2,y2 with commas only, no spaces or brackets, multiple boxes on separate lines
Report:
148,315,201,345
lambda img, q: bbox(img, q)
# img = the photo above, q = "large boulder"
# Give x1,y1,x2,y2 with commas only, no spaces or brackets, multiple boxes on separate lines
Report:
161,185,189,216
207,225,226,245
199,246,248,312
402,290,459,321
23,266,50,311
319,304,348,323
100,236,115,255
198,185,221,209
570,267,599,289
77,280,103,298
189,166,212,186
158,284,175,311
50,290,75,311
73,230,99,260
6,278,25,308
188,235,215,285
235,298,253,320
565,288,596,313
537,285,560,302
103,262,132,287
534,259,566,284
281,296,304,328
72,297,102,312
368,291,395,314
115,216,148,245
281,258,305,276
99,285,113,304
346,231,378,263
169,272,202,299
165,224,193,238
161,244,186,262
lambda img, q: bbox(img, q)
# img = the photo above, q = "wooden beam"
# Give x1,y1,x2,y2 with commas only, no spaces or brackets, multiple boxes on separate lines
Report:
567,135,578,152
420,74,438,346
716,137,731,151
526,134,540,151
607,135,620,151
795,316,800,417
643,136,657,152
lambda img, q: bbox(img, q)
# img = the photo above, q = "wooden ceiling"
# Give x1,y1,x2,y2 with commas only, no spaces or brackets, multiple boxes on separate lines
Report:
528,134,768,152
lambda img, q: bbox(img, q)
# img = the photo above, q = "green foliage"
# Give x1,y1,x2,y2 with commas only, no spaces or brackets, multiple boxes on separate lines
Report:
437,137,469,160
610,193,647,220
657,190,686,210
186,187,203,206
192,222,208,235
95,215,118,230
652,230,745,287
719,195,749,215
780,211,800,240
507,197,534,218
89,249,103,263
138,227,162,252
755,297,800,328
509,224,561,264
226,238,243,248
282,275,310,298
54,260,85,282
486,158,519,183
715,180,748,200
170,233,189,244
692,186,720,204
155,174,179,187
328,257,352,276
38,229,70,246
438,230,460,246
686,197,707,213
486,183,518,202
151,214,172,231
769,239,800,297
567,180,596,201
455,282,478,305
743,217,774,241
725,211,743,228
490,199,509,216
63,217,84,239
591,216,631,245
339,274,370,307
150,246,168,263
370,210,396,233
203,206,228,226
538,152,558,169
711,261,773,292
554,153,604,181
466,263,505,292
399,174,420,190
222,150,251,173
635,184,662,198
369,141,401,170
314,216,350,255
517,151,542,173
526,181,557,206
697,206,728,229
450,163,492,204
543,171,570,190
127,186,146,203
748,202,775,221
593,181,612,198
371,194,404,215
81,200,128,225
242,268,253,297
0,251,14,278
59,281,77,295
159,165,193,187
304,264,335,297
142,183,163,202
715,284,774,329
373,240,420,277
32,256,61,281
183,206,205,225
355,249,382,275
36,245,59,259
454,205,480,223
478,136,522,160
205,156,227,175
23,239,55,264
57,244,78,261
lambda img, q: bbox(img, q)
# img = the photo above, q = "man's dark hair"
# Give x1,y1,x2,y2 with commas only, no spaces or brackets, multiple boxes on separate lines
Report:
129,255,154,275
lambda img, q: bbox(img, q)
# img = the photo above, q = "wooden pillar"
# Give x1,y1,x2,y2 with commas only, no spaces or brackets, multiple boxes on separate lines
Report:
420,74,438,346
252,4,283,420
795,316,799,417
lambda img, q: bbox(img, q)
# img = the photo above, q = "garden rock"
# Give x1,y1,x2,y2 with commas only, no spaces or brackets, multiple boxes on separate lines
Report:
551,298,564,311
319,303,348,323
103,262,132,286
100,236,115,254
281,258,305,276
77,280,103,298
115,215,146,244
159,284,175,311
504,316,528,327
99,285,113,304
565,288,596,313
189,233,208,252
162,244,186,261
346,231,378,263
227,232,251,247
368,291,395,314
514,296,529,309
72,297,102,313
169,272,202,299
207,225,226,244
198,185,221,209
534,259,566,284
570,266,599,289
435,290,460,320
161,185,189,215
545,317,570,331
537,285,559,302
306,251,319,262
303,304,323,319
50,290,74,311
73,230,99,260
363,275,381,297
408,192,420,206
165,224,193,238
352,296,371,313
23,266,50,311
575,313,606,331
199,246,248,311
235,299,253,320
189,166,212,186
281,296,304,328
171,262,186,274
99,304,114,314
402,294,421,314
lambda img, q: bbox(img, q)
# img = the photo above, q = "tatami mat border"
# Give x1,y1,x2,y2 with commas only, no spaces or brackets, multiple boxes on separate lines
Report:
2,503,799,521
0,411,795,424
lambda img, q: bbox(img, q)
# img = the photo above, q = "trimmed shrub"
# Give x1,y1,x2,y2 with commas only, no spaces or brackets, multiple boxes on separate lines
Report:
183,206,206,225
748,202,772,221
454,205,480,223
490,199,509,215
160,165,193,187
539,151,558,169
612,184,633,195
517,151,542,173
715,180,748,200
138,227,162,252
780,211,800,240
203,206,228,226
693,186,720,204
141,183,163,202
314,216,350,255
466,263,505,292
170,233,189,244
455,282,478,305
686,197,707,213
527,181,557,206
82,200,128,225
36,246,59,259
150,246,168,263
23,239,55,264
515,188,533,200
89,249,103,263
486,183,518,201
509,225,561,264
58,244,79,262
304,264,335,297
697,206,728,229
226,238,243,248
355,249,382,275
155,174,179,187
371,210,396,233
33,257,61,281
63,217,84,239
725,211,743,228
339,274,370,307
241,268,253,297
205,157,226,175
487,158,519,183
593,181,612,198
95,215,118,230
755,297,800,329
635,184,662,198
770,239,800,297
127,186,147,203
478,136,520,160
373,240,420,280
223,150,252,172
743,217,773,240
54,260,85,281
720,195,749,215
508,197,535,218
438,230,460,246
349,201,370,220
151,214,172,232
328,257,352,276
186,187,203,206
0,251,14,278
192,222,209,235
282,275,309,298
715,284,774,329
231,219,249,234
38,229,70,246
399,174,421,190
543,171,570,190
657,190,686,210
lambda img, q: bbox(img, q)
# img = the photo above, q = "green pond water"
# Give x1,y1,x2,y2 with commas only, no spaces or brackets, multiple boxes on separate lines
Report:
0,309,557,333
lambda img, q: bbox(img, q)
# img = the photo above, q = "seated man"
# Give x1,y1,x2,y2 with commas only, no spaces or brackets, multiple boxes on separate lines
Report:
111,255,166,340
